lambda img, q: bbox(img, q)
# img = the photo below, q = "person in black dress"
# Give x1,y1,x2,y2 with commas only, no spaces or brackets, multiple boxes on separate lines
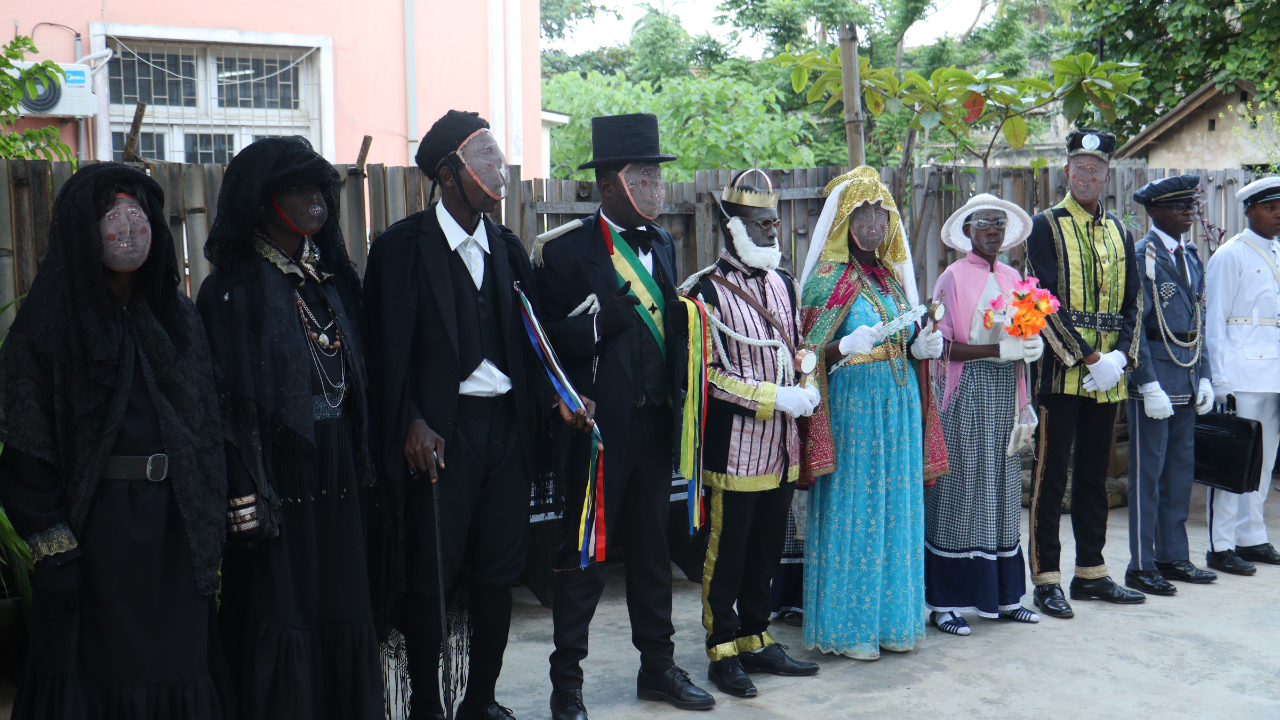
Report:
0,163,232,719
196,136,383,720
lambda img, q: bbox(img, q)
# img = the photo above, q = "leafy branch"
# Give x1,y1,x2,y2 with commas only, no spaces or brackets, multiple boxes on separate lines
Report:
773,47,1144,167
0,36,72,162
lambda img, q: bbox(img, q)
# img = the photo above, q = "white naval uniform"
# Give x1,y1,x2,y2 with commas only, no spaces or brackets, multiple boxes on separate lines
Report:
1204,228,1280,551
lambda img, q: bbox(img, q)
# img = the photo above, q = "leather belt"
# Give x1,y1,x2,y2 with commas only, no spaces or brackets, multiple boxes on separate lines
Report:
1065,310,1125,332
1147,329,1198,343
1227,317,1280,327
102,454,169,482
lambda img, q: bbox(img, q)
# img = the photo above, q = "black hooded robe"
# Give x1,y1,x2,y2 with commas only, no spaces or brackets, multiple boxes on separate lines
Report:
0,163,233,720
195,137,383,720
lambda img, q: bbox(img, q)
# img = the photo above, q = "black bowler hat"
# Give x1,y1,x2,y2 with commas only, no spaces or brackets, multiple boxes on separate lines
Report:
1066,128,1117,161
1134,174,1201,207
577,113,678,170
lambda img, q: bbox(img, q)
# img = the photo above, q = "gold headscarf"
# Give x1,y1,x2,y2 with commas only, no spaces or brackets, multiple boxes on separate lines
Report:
818,166,907,267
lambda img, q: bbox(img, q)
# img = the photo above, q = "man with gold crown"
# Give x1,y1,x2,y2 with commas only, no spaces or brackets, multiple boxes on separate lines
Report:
679,170,821,699
796,166,947,661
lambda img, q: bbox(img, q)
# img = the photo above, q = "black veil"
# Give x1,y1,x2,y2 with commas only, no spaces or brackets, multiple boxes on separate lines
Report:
0,162,226,595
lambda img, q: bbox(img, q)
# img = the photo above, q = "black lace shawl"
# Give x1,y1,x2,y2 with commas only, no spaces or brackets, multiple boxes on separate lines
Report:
0,162,226,595
196,136,373,539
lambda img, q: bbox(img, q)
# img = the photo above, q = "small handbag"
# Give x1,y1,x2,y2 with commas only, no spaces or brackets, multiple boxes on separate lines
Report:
1194,399,1263,495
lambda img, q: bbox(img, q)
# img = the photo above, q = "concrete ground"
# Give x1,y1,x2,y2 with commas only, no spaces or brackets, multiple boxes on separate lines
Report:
497,482,1280,719
4,483,1278,719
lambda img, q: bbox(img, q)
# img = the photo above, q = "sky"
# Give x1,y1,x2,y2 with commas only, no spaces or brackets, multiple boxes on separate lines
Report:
544,0,999,58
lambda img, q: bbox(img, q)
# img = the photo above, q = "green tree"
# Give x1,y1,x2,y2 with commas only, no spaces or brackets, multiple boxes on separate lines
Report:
541,71,819,180
1072,0,1280,138
540,0,615,41
1,37,72,161
627,7,694,86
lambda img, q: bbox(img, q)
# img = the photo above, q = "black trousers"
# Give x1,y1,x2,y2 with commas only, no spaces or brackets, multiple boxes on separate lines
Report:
550,405,675,692
1029,392,1118,584
702,481,794,660
398,394,528,717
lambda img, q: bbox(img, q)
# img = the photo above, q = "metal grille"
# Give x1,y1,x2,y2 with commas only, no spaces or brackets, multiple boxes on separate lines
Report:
106,38,321,163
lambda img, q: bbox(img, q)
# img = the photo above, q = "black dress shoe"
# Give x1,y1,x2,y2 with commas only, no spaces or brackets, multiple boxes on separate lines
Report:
1124,569,1176,596
457,703,517,720
1206,549,1257,576
637,666,716,710
1155,559,1217,584
1236,542,1280,565
1069,576,1146,604
1033,583,1074,618
707,657,757,698
739,643,819,677
550,689,588,720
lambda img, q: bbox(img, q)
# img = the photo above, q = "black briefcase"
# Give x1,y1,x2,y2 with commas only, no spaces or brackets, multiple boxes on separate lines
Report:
1194,406,1263,495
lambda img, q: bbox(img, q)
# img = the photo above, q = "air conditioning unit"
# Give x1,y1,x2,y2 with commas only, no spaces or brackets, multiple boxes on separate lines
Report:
11,62,97,118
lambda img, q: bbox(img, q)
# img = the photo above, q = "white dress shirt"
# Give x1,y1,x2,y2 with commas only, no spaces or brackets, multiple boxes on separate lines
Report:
1205,228,1280,393
436,202,512,397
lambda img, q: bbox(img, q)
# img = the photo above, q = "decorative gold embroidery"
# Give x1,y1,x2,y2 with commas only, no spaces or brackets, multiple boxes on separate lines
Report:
707,370,777,420
28,523,78,564
254,234,332,283
701,488,726,655
734,632,776,654
818,167,907,268
707,641,738,661
703,470,783,492
1074,564,1110,580
831,342,905,370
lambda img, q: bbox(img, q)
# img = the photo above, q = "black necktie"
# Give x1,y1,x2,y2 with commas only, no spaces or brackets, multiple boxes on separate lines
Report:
1175,245,1189,284
619,227,655,255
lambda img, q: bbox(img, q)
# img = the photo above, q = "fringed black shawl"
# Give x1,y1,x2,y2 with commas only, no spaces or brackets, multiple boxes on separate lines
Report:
0,162,226,595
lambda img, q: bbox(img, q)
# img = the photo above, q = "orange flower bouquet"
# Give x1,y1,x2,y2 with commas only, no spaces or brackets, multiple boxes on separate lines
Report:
982,277,1060,338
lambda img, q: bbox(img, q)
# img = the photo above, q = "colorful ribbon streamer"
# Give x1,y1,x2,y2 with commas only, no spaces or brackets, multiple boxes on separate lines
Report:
678,295,710,534
514,281,606,567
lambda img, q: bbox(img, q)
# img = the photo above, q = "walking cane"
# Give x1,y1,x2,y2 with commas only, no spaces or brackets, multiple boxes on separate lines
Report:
413,464,454,720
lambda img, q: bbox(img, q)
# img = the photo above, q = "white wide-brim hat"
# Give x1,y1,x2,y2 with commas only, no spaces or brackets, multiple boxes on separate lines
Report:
940,193,1033,252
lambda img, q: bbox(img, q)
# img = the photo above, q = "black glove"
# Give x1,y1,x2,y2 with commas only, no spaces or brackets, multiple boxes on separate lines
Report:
596,282,641,339
666,298,688,331
32,557,82,612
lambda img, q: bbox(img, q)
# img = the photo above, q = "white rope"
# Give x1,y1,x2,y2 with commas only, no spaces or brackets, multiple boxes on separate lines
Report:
568,293,599,318
703,309,794,388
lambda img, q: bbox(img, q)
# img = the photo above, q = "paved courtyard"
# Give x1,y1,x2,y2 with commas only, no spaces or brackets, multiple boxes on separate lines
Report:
497,482,1280,719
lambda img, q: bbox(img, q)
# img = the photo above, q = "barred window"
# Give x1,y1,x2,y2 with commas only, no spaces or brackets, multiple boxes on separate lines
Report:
111,131,167,162
184,133,236,164
216,51,303,110
108,49,196,107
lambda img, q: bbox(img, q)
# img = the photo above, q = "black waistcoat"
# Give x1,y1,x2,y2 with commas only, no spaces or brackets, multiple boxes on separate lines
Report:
629,258,670,407
448,244,508,378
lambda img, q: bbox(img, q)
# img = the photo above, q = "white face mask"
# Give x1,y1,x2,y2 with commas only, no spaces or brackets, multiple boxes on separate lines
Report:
617,163,665,221
727,216,781,271
99,195,152,272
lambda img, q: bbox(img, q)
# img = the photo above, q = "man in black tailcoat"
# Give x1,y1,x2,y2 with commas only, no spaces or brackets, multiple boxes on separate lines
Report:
363,110,593,720
532,113,714,720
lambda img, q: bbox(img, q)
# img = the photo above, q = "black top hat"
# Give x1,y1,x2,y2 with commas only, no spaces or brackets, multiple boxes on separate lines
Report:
1133,174,1201,207
577,113,678,170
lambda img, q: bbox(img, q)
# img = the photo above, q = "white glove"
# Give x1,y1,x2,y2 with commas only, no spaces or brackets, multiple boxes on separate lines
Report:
1081,349,1126,393
798,383,821,416
838,322,884,357
1213,379,1233,406
1196,378,1214,415
775,384,821,417
1138,381,1174,420
910,326,945,360
1021,335,1044,362
998,336,1026,361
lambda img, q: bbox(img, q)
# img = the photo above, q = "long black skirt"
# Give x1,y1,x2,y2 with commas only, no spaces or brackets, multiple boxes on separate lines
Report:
218,413,383,720
13,477,233,720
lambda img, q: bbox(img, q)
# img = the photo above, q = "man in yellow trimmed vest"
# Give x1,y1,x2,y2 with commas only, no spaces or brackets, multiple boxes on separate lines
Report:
1026,129,1147,618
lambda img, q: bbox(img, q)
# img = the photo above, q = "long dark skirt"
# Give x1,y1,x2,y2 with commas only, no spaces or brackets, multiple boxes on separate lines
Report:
14,478,233,720
218,412,383,720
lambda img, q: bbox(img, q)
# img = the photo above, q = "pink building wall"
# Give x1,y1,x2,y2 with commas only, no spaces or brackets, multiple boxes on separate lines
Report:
13,0,543,173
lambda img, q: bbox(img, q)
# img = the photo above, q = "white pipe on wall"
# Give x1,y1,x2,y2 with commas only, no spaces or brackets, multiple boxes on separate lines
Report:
503,0,523,165
404,0,419,163
487,0,506,157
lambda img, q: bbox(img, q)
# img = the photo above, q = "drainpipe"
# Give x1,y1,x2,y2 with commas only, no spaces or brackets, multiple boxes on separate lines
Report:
404,0,419,163
503,0,523,166
74,31,85,162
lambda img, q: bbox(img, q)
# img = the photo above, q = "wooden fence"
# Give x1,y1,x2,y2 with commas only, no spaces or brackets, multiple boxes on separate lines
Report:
0,161,1259,338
